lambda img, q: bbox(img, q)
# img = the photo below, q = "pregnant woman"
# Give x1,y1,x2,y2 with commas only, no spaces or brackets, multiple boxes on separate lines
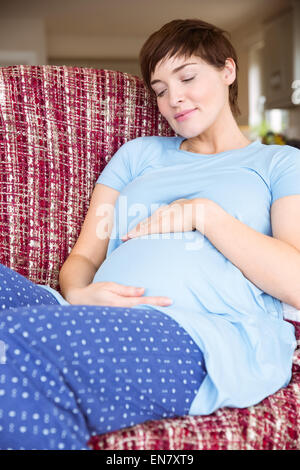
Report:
1,18,300,450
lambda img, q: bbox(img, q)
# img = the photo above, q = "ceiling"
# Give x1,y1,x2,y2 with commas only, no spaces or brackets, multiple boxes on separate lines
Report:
1,0,292,36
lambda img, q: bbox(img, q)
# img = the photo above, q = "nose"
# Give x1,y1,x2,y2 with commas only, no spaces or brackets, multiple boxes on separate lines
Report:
167,86,183,107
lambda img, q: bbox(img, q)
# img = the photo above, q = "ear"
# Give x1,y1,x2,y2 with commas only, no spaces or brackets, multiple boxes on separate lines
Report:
223,58,236,86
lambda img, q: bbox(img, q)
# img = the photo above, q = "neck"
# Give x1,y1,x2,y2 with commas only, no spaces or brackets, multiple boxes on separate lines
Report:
182,108,251,155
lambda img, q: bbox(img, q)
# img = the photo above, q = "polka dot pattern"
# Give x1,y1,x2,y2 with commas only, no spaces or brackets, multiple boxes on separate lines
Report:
0,264,206,450
0,264,59,309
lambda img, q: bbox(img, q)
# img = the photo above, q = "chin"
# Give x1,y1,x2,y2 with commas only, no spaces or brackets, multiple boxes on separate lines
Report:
175,127,206,139
168,119,205,139
174,116,218,139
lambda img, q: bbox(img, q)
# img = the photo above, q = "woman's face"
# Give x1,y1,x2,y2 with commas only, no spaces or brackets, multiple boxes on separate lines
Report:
150,54,235,139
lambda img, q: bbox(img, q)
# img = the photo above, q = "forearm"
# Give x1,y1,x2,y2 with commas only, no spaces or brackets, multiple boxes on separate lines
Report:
196,199,300,309
59,254,98,302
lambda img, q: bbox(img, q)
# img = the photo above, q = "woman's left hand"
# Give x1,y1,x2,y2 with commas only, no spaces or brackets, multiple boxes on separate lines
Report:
121,198,206,241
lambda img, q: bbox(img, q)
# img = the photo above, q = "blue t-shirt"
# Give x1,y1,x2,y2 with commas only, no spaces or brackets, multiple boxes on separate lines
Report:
42,135,299,415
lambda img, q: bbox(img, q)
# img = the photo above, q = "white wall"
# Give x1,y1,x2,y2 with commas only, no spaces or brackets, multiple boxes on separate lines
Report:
0,18,47,66
48,34,144,60
2,11,297,133
47,33,143,76
230,23,264,127
289,0,300,138
0,15,258,129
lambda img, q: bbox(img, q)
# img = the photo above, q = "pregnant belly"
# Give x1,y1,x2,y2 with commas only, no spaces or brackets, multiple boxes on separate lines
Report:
92,232,261,316
93,233,198,296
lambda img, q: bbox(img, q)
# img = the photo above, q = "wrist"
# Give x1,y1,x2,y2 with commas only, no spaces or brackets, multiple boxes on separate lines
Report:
192,198,220,234
63,286,83,303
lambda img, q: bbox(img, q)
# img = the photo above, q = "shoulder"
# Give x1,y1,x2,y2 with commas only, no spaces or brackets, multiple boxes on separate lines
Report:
267,144,300,204
114,136,179,175
251,142,300,174
260,142,300,160
267,144,300,172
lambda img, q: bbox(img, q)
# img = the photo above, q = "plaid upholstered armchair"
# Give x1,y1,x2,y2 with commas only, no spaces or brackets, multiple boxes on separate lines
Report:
0,65,299,450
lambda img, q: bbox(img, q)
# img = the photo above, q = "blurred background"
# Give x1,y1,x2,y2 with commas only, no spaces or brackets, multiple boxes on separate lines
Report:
0,0,299,145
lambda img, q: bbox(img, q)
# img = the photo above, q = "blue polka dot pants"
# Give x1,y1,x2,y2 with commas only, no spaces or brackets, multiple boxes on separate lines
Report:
0,264,207,450
0,263,60,309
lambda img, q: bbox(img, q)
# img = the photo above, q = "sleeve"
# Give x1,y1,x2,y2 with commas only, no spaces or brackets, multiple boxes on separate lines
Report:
96,138,142,192
270,145,300,205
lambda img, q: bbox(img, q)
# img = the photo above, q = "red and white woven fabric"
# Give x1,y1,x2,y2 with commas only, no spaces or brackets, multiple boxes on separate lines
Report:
0,65,299,450
0,65,174,290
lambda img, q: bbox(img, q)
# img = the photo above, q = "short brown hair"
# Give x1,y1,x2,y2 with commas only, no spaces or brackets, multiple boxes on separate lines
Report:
139,18,241,117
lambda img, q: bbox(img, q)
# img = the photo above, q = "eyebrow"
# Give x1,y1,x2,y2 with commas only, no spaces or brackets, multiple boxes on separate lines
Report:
150,63,197,86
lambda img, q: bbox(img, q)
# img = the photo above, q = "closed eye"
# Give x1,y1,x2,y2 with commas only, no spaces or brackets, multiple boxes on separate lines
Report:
156,77,195,98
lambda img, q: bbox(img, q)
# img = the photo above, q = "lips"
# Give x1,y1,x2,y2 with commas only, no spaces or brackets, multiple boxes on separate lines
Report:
174,108,196,120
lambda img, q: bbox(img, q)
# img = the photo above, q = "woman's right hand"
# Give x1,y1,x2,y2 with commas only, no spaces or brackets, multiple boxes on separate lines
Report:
65,281,173,308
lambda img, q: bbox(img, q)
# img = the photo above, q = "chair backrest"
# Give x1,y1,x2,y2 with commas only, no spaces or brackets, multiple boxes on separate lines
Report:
0,65,174,291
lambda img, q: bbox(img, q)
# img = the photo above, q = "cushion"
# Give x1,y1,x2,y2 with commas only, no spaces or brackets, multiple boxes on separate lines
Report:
88,319,300,450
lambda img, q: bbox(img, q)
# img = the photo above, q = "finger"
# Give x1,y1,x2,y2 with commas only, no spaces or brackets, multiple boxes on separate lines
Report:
121,231,136,241
126,225,147,239
107,295,173,308
135,296,173,306
106,282,145,297
126,217,152,238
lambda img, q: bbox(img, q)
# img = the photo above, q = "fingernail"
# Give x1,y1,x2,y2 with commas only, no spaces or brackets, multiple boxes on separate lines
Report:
163,299,172,305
